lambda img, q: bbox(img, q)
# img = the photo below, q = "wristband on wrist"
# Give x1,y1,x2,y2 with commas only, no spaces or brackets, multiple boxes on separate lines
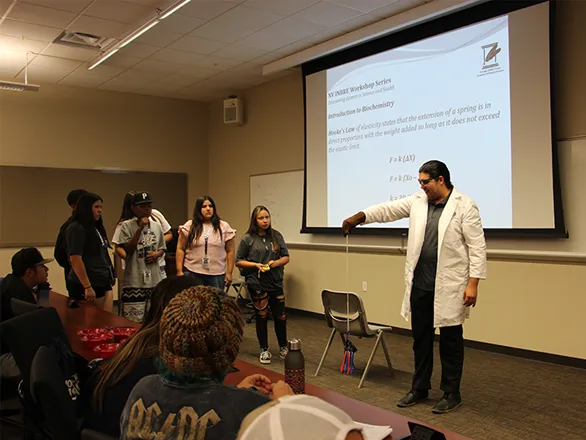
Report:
84,285,92,290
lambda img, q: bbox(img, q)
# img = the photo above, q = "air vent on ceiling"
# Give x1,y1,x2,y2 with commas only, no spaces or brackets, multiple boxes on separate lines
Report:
53,31,114,50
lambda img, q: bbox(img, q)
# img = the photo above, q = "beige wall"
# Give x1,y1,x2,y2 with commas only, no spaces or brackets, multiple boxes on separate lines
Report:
207,1,586,360
0,84,209,294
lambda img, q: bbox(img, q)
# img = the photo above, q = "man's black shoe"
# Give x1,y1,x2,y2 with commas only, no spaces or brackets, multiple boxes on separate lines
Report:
432,392,462,413
397,389,428,408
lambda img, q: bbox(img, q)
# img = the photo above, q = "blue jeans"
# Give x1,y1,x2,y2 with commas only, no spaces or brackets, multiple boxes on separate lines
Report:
184,269,226,291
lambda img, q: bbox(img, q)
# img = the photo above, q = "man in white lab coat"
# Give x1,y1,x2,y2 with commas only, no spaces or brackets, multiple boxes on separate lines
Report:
342,160,487,413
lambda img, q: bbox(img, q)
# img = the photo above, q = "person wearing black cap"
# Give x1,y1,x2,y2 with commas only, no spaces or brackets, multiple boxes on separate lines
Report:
0,248,52,378
0,247,52,323
113,191,166,322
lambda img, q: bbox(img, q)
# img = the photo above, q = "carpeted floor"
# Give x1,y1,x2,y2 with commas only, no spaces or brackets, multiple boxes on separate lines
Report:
237,311,586,440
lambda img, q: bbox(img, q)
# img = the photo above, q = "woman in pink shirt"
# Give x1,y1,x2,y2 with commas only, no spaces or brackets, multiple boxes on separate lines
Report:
176,196,236,290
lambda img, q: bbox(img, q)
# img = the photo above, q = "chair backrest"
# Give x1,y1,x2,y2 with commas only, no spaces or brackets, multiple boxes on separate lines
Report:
30,345,80,440
321,290,371,337
0,307,71,391
11,298,43,316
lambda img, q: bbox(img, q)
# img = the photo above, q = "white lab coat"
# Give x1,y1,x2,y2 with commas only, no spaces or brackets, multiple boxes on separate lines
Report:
363,188,487,327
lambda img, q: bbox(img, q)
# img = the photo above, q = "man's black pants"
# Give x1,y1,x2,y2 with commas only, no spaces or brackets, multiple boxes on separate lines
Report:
410,286,464,394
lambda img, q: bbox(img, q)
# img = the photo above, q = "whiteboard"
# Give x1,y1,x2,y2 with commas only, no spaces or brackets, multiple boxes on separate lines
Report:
250,170,308,244
248,139,586,262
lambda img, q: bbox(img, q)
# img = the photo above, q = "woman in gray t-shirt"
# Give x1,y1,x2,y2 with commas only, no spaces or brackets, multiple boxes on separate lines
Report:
236,205,290,365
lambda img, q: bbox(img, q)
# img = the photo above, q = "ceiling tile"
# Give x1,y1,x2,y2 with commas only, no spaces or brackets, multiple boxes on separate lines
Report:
117,68,164,82
148,48,204,65
177,1,242,21
122,0,175,8
160,72,200,87
132,58,183,73
211,43,267,62
0,19,63,42
0,48,27,77
168,35,226,55
118,42,160,58
0,34,47,53
210,5,284,32
133,24,182,47
43,43,98,61
70,15,132,39
326,0,401,13
102,54,143,68
1,0,13,16
7,2,77,28
242,0,320,16
176,64,222,79
84,0,154,24
156,13,206,35
20,0,94,14
370,0,427,19
185,54,242,70
59,64,125,87
15,54,83,82
188,20,255,43
290,1,362,27
98,77,140,92
239,17,326,51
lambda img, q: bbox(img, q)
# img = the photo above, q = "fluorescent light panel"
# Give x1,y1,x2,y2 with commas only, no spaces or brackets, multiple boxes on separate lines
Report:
87,0,192,70
0,80,40,92
88,48,119,70
119,20,158,48
160,0,191,19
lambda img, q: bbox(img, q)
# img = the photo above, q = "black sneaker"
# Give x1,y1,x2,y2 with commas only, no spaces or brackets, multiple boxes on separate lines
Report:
397,389,429,408
432,392,462,413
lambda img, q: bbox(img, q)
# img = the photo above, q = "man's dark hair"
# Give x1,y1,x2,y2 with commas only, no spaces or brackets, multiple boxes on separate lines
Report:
419,160,453,189
67,189,88,207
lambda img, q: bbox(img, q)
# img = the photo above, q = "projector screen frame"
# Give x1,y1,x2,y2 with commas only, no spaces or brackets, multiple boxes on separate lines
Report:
301,0,566,239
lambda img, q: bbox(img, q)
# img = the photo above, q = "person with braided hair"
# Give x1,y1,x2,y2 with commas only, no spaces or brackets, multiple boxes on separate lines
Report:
120,285,294,440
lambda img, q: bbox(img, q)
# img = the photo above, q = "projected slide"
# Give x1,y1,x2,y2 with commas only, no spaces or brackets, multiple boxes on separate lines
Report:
325,16,511,228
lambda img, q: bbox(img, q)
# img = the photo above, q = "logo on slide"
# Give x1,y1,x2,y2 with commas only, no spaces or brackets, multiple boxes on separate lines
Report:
478,42,503,77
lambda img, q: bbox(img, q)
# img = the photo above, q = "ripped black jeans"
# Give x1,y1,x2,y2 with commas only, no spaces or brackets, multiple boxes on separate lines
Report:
250,288,287,350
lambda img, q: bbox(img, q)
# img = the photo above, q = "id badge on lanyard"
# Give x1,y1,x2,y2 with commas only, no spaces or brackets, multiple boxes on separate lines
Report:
202,228,211,269
142,226,153,283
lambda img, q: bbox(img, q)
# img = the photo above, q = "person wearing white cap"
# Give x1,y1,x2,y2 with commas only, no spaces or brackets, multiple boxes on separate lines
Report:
237,395,365,440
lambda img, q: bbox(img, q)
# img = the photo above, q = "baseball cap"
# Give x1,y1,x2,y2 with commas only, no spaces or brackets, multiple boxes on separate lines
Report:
237,395,364,440
12,248,53,276
132,191,153,205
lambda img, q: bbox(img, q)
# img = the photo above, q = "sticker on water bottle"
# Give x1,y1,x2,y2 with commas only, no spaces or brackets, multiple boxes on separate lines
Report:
285,368,305,394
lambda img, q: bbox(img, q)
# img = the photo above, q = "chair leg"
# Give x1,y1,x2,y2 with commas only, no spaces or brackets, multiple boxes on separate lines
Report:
380,333,393,372
358,331,383,388
315,329,337,377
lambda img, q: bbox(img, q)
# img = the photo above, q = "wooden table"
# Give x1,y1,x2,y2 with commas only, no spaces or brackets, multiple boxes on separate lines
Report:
49,292,469,440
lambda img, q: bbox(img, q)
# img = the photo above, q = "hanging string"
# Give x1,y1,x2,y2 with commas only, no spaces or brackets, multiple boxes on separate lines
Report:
346,234,350,335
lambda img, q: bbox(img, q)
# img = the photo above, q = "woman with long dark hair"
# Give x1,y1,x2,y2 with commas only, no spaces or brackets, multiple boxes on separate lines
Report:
236,205,290,365
66,192,114,310
176,196,236,290
84,276,203,438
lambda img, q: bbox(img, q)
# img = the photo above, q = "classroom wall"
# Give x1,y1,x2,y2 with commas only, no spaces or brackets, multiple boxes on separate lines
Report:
0,84,209,294
207,0,586,360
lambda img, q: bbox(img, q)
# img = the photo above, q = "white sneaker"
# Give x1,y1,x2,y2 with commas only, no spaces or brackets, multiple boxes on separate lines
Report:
279,346,288,359
260,349,272,364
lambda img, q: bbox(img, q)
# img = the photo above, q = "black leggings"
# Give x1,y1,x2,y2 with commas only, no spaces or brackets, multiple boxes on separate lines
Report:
251,289,287,350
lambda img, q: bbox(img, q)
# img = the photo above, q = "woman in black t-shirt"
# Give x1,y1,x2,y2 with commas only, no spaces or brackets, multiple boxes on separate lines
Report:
66,192,114,310
236,205,290,365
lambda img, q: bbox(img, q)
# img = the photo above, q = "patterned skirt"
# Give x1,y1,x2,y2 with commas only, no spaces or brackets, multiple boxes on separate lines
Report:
121,287,153,322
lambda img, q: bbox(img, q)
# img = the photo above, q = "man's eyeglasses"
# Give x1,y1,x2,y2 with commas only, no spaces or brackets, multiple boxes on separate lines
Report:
418,178,434,186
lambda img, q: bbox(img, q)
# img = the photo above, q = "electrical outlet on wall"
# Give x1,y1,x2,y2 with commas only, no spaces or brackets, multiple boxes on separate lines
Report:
362,281,368,292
